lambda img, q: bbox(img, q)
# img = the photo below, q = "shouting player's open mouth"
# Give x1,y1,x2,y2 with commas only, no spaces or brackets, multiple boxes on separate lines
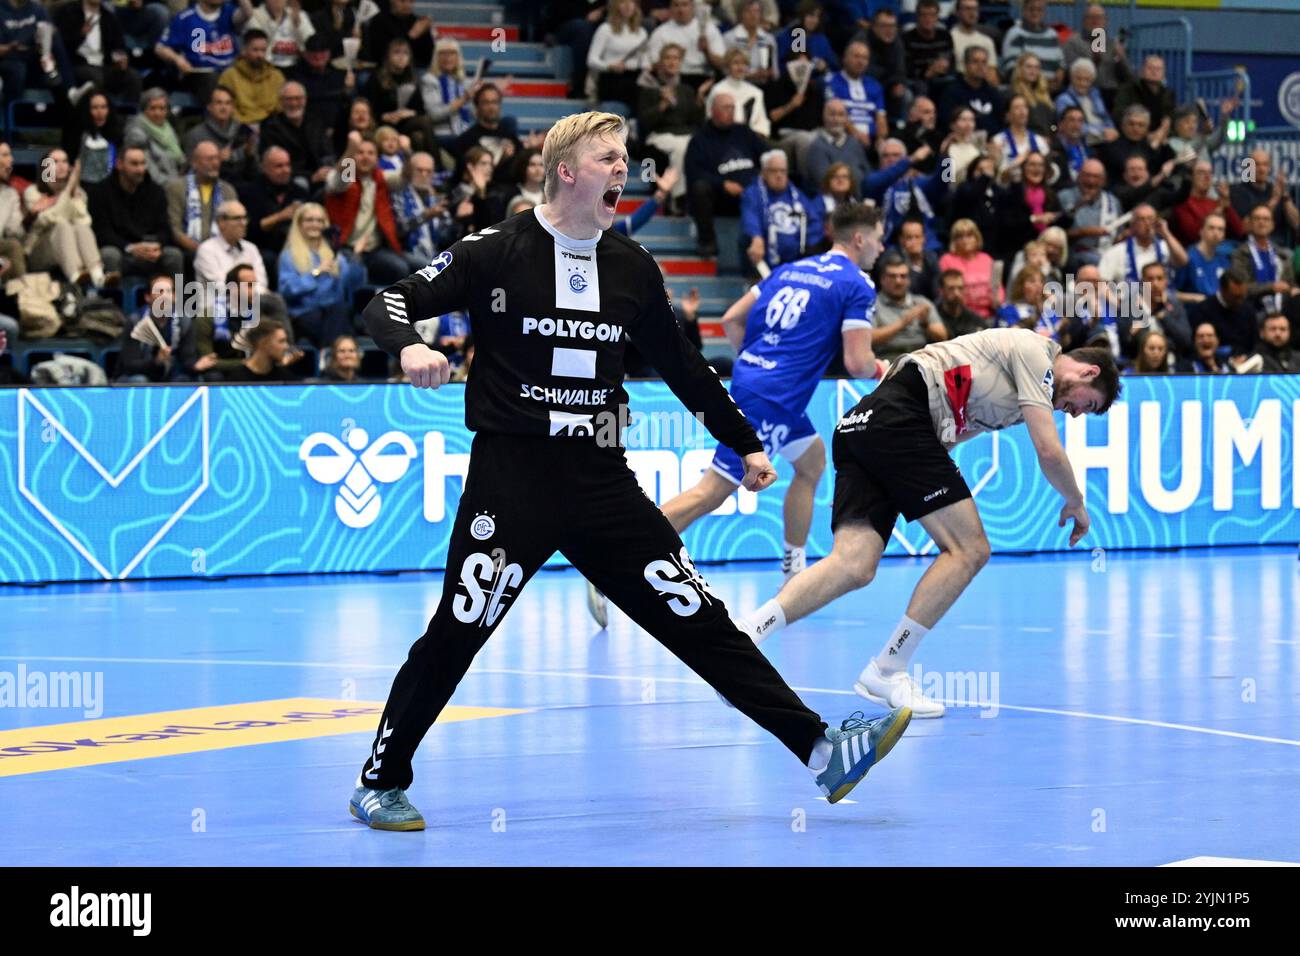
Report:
601,182,623,215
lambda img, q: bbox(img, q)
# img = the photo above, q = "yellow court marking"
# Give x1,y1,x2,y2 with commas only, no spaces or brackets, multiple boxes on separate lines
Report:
0,698,528,777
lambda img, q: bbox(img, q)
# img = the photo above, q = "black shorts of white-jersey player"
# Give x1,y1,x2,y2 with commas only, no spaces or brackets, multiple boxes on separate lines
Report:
734,338,1122,720
584,204,892,628
346,112,913,830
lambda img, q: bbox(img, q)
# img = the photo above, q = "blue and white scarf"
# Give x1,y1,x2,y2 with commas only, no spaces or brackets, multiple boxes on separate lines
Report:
400,185,439,260
184,173,222,242
998,127,1044,161
1248,238,1283,313
438,74,472,135
1126,236,1164,282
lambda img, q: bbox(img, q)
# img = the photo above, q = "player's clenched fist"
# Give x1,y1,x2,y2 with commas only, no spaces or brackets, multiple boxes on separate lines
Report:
400,344,451,389
740,451,778,492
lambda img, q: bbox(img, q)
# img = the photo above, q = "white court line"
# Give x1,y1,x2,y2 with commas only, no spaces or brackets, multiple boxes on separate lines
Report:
0,655,1297,748
957,624,992,631
1018,627,1052,633
1163,856,1300,867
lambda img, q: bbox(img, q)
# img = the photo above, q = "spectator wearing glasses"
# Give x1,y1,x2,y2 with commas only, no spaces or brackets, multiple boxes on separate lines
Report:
194,200,268,290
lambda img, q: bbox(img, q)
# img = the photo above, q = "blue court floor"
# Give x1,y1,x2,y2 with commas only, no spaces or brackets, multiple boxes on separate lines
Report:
2,546,1297,867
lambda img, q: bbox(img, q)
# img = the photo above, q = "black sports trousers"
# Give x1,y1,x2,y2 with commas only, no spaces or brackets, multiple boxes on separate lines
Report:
360,433,829,789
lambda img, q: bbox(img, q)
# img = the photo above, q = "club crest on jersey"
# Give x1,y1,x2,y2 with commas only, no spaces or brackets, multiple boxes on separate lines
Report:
569,272,589,293
418,251,453,282
470,513,496,541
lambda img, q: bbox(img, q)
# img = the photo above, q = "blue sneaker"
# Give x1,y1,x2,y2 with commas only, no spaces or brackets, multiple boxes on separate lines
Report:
350,785,426,831
815,707,912,804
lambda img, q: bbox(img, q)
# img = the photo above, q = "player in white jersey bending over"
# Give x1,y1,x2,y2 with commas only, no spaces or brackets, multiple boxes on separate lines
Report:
735,328,1121,717
587,202,890,628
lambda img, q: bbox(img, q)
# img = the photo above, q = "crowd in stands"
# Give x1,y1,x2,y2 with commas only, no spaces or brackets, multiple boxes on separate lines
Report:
0,0,1297,389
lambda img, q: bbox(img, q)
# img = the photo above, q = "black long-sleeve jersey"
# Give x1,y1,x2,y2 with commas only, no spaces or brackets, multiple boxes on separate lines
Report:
363,207,762,456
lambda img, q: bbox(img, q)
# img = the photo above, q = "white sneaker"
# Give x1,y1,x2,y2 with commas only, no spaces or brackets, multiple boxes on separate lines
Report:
781,548,806,583
853,659,945,718
586,580,608,629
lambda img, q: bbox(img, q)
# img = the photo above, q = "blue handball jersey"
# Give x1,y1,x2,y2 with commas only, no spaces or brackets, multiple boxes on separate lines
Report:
733,251,877,410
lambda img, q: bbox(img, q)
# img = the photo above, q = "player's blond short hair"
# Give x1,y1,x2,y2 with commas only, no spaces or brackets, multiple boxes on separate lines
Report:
542,111,628,202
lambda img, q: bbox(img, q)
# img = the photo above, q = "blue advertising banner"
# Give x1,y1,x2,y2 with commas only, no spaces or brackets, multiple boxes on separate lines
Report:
0,375,1297,584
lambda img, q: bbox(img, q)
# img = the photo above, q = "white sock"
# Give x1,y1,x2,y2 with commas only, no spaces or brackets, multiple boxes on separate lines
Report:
782,541,806,576
805,737,832,773
742,598,786,645
875,615,929,675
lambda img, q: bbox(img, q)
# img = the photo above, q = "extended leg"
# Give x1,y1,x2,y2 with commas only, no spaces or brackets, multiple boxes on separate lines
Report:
660,467,735,534
781,436,825,578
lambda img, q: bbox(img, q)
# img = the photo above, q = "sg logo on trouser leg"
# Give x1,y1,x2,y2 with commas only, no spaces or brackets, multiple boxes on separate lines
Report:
453,551,523,627
644,547,719,617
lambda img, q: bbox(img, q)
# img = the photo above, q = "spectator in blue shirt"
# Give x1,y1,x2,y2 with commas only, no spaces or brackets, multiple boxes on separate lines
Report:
776,1,838,75
1176,212,1234,305
155,0,246,103
741,149,823,279
824,40,887,152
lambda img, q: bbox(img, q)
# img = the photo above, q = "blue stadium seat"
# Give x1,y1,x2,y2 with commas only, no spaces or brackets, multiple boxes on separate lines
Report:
7,90,57,137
